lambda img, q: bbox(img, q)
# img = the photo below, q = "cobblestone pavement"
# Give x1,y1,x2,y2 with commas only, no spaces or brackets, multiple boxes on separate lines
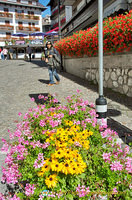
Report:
0,60,132,193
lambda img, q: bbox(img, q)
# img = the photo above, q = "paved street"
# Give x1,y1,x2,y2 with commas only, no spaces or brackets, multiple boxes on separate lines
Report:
0,59,132,193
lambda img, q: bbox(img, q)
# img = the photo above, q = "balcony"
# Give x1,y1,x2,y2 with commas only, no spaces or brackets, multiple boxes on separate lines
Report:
16,26,40,32
0,25,14,31
16,13,39,21
51,5,65,17
0,12,13,19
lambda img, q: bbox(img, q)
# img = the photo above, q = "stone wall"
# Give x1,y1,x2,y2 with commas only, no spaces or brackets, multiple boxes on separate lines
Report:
63,53,132,97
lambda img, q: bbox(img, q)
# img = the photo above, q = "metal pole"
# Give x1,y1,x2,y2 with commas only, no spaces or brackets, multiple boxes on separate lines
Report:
98,0,103,96
58,0,63,71
58,0,61,40
95,0,107,125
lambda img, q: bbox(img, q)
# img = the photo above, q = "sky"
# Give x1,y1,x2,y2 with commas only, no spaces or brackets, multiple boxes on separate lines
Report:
39,0,51,17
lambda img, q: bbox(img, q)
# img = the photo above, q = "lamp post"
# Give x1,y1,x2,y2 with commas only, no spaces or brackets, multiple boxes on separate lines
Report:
58,0,63,71
95,0,107,125
58,0,61,40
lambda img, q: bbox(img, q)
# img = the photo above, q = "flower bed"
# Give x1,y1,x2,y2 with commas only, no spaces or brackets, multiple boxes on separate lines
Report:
55,10,132,57
0,92,132,200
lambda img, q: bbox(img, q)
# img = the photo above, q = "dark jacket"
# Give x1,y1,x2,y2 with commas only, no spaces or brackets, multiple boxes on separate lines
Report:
45,47,61,68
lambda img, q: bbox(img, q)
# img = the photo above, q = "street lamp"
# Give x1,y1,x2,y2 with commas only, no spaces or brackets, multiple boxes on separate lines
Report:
58,0,61,40
58,0,63,71
95,0,107,125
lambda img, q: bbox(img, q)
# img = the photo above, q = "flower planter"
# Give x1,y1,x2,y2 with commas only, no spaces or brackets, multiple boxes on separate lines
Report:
1,93,132,200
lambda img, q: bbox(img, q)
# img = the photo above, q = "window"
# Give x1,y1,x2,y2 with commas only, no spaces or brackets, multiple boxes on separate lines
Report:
4,8,9,12
6,32,11,36
18,21,23,25
5,20,10,25
28,11,34,15
16,10,23,13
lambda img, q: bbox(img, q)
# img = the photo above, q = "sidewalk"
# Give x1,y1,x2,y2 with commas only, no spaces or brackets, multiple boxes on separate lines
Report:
0,59,132,193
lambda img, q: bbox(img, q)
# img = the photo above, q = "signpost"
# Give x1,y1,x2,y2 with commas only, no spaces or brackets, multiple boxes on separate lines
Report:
95,0,107,125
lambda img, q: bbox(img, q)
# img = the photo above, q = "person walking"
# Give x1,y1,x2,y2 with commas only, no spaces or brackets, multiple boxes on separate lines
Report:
26,45,32,62
9,47,14,59
3,48,8,60
0,47,4,60
44,41,60,86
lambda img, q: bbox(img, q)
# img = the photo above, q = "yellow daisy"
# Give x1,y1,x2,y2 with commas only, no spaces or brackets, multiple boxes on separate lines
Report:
45,174,58,188
61,162,71,175
51,148,65,159
51,160,62,173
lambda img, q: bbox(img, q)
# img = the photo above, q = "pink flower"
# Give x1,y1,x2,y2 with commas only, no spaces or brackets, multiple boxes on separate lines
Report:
110,161,123,171
25,183,36,196
89,103,95,108
76,185,90,197
39,120,46,127
10,195,21,200
31,97,35,102
125,157,132,173
34,153,45,169
76,89,80,93
129,184,132,189
42,142,50,149
0,193,6,200
113,187,118,194
102,152,111,162
18,112,22,116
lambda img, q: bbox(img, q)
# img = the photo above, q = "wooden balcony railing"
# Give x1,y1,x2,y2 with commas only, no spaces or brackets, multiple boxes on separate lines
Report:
0,25,14,31
16,26,40,32
16,13,39,21
0,12,13,18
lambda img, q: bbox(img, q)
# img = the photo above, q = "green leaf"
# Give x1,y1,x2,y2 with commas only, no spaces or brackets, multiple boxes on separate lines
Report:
66,194,74,200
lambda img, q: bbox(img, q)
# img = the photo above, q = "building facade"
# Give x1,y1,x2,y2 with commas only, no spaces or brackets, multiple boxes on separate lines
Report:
0,0,46,46
42,15,51,33
60,0,132,37
47,0,67,30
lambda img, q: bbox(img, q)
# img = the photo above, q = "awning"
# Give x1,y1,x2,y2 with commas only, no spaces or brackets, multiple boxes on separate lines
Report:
46,27,59,34
104,0,128,18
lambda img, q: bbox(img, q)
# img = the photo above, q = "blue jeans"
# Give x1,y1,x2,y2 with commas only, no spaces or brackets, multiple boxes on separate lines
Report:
48,67,60,84
1,53,4,60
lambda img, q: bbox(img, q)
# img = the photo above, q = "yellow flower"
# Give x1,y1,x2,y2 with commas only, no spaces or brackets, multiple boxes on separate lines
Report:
70,125,80,131
51,159,62,173
65,120,73,126
45,174,58,188
38,171,44,177
80,140,90,150
41,163,50,173
72,162,86,174
52,148,65,159
55,140,67,148
38,159,51,176
59,135,68,142
89,131,93,136
61,162,71,175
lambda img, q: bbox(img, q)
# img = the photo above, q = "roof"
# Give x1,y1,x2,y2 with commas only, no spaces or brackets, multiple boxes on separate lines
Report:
0,0,46,11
